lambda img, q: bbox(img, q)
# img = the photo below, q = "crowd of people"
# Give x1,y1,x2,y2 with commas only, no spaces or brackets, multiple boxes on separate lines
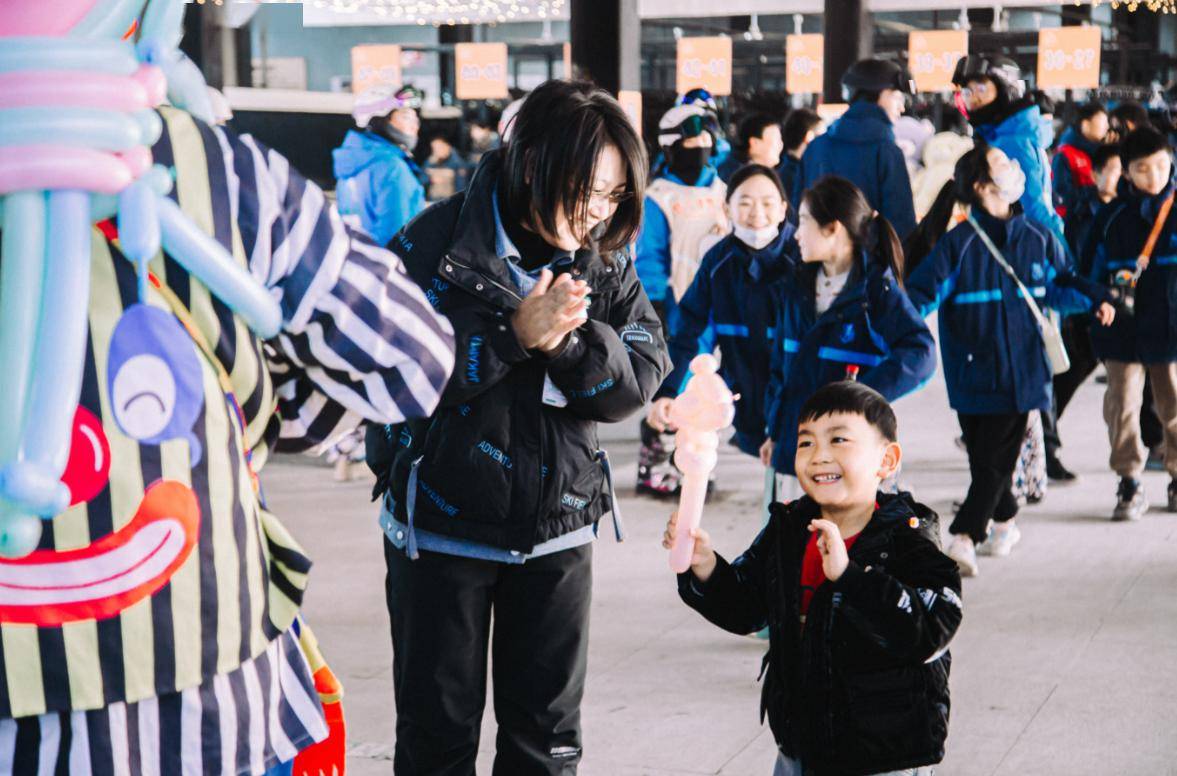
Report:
321,50,1177,775
9,3,1172,770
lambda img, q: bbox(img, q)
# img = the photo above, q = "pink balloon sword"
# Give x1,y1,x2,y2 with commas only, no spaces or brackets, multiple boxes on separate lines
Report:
668,354,736,573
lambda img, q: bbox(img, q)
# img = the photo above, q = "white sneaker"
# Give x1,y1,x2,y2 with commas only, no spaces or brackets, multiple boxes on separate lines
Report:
946,535,979,577
977,521,1021,557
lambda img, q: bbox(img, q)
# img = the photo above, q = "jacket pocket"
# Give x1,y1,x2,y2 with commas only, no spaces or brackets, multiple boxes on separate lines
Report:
558,453,605,516
951,347,999,393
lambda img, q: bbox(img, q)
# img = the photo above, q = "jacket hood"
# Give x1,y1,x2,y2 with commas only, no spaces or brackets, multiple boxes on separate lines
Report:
332,129,407,178
827,102,897,145
975,103,1040,142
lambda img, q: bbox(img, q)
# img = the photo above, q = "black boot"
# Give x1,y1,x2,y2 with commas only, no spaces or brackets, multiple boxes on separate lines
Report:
1046,455,1077,482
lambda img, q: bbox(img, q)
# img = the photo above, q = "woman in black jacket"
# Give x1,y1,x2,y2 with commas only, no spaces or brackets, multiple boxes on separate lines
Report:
370,80,670,774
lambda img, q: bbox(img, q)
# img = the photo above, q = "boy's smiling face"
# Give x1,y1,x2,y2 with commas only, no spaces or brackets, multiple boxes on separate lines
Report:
795,412,901,510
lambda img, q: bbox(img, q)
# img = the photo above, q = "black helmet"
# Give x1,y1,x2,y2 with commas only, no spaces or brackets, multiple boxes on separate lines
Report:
951,54,1025,101
841,59,915,102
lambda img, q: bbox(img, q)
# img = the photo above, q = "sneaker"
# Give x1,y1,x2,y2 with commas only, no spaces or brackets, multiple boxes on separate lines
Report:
1112,478,1148,521
1046,456,1077,482
1168,480,1177,513
635,466,681,499
1146,447,1165,472
946,535,979,577
977,521,1022,557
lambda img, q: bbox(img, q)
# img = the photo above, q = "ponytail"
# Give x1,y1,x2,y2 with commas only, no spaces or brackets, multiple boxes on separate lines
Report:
871,212,906,288
902,142,993,278
903,179,957,277
802,175,904,287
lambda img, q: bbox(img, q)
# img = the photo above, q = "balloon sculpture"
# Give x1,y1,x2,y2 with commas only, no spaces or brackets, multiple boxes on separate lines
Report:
0,0,281,558
667,354,736,573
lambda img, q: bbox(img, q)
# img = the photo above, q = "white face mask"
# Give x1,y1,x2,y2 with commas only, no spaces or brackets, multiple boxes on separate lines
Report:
733,224,779,250
992,159,1026,204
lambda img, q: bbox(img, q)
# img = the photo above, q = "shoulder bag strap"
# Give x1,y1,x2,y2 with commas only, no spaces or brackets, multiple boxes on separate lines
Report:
965,213,1053,333
1135,192,1175,274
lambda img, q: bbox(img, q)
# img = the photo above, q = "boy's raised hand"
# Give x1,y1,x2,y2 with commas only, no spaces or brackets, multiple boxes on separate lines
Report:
758,438,774,467
663,510,717,582
808,519,849,581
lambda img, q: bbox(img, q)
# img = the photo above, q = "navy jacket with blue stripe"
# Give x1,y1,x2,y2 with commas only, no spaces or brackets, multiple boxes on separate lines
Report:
908,207,1108,416
655,227,798,456
1084,179,1177,364
766,253,936,474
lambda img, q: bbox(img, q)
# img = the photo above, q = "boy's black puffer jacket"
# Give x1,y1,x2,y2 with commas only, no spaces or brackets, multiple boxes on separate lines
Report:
678,493,963,776
368,150,670,553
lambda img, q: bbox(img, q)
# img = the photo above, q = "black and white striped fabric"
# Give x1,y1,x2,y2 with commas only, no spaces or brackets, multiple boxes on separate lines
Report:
0,629,325,776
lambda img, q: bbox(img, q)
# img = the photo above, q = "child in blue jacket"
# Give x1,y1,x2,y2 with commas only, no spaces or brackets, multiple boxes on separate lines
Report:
763,176,935,505
647,165,797,496
1083,127,1177,521
907,143,1115,576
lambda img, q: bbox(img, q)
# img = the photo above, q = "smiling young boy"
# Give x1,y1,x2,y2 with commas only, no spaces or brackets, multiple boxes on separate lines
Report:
665,381,962,776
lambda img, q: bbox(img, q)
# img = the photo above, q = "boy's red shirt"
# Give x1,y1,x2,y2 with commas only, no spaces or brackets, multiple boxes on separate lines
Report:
799,531,860,620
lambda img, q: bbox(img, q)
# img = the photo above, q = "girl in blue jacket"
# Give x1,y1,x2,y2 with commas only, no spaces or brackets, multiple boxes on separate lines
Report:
907,144,1116,576
763,176,935,504
646,165,797,496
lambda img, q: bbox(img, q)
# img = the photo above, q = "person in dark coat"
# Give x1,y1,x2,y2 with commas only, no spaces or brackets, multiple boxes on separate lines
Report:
793,60,918,240
907,144,1116,576
666,381,962,776
778,108,823,225
369,80,670,774
1083,127,1177,521
647,165,797,479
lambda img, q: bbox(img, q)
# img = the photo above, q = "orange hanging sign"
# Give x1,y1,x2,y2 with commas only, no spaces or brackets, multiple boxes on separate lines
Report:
456,42,509,101
351,44,402,96
676,37,732,97
908,30,968,92
786,34,824,95
1037,27,1101,90
618,90,642,138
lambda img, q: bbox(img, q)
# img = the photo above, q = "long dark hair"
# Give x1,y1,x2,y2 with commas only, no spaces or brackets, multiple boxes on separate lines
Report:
501,80,648,253
903,143,992,276
801,176,905,286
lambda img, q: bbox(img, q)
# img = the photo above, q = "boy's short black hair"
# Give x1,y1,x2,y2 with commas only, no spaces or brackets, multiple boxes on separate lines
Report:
726,163,786,202
782,108,822,153
1076,100,1107,123
736,113,781,157
798,381,898,443
1091,143,1121,173
1120,126,1171,166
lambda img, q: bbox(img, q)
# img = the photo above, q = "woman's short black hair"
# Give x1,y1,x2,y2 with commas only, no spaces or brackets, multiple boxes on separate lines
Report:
500,79,648,253
1111,101,1150,131
726,164,786,202
1121,126,1171,166
782,108,822,153
736,113,781,157
798,381,898,443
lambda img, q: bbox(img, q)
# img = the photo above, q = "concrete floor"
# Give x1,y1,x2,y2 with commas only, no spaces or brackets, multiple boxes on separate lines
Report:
267,354,1177,776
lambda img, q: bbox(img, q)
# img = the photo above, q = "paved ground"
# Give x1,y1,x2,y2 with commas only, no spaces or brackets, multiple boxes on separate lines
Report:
267,345,1177,776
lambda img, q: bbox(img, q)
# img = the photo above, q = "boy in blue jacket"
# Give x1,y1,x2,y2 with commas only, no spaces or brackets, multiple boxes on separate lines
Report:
907,144,1115,575
647,165,796,498
763,176,934,505
333,85,427,246
952,55,1066,247
1084,127,1177,521
794,59,917,240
